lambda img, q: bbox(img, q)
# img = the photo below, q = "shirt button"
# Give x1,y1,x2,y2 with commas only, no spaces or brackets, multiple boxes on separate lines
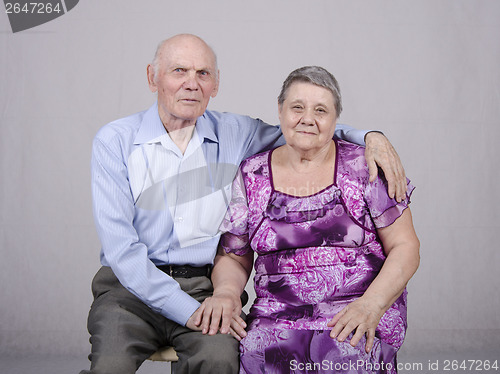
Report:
177,217,183,222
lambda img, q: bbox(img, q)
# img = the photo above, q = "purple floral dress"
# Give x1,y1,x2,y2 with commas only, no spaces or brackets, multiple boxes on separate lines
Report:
220,140,414,374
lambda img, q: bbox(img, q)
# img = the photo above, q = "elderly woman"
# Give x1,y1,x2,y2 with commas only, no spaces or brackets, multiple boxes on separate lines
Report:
197,66,420,374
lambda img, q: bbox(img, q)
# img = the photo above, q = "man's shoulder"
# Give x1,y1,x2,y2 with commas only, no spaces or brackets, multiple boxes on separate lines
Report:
94,109,147,146
203,109,264,128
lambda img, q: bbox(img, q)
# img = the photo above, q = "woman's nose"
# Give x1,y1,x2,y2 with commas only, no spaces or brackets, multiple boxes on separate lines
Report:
300,108,315,125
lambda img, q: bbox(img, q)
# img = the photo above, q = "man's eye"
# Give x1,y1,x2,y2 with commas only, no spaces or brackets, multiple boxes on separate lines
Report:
198,70,209,76
174,68,184,73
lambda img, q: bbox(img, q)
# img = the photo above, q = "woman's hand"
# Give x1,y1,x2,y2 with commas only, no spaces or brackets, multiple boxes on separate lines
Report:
327,297,385,353
190,245,253,340
201,291,247,339
188,291,247,341
364,132,407,202
328,208,420,353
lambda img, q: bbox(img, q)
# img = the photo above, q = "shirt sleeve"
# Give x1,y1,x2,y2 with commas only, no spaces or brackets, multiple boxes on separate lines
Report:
364,174,415,229
334,123,369,146
242,118,284,160
91,136,200,326
219,169,252,256
242,118,369,157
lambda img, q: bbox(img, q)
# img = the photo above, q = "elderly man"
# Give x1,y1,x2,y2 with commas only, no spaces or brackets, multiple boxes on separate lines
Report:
81,34,406,374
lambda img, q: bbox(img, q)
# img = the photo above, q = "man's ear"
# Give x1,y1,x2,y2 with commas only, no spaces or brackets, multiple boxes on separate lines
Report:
211,69,220,98
147,64,157,93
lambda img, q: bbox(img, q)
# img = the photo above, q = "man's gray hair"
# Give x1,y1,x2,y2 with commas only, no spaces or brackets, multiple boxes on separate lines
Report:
278,66,342,118
150,35,219,83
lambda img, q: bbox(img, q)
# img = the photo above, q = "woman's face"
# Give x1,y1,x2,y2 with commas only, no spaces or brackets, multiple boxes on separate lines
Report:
278,81,337,154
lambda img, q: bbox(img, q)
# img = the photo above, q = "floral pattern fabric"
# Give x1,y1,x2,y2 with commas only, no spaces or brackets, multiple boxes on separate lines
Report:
220,140,414,374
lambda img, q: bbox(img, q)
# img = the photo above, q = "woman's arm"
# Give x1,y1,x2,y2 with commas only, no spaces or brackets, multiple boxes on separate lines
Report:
189,245,254,340
327,208,420,352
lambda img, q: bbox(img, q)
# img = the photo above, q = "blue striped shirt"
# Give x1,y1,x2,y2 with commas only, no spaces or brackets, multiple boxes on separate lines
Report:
91,102,367,325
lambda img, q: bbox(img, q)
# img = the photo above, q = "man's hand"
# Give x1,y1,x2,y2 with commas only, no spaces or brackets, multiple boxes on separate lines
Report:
185,309,203,332
364,132,407,202
186,292,247,341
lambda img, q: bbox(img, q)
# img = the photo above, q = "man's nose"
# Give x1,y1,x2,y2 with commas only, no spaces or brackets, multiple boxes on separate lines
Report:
183,72,199,90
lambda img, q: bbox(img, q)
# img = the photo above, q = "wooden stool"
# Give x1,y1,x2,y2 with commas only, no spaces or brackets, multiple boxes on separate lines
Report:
148,346,178,372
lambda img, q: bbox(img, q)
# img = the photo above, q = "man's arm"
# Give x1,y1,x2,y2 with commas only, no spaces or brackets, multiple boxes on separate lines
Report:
364,132,407,202
91,136,200,326
334,123,368,146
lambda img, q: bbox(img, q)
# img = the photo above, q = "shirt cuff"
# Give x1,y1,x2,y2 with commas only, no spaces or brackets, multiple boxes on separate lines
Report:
334,124,369,146
364,130,385,143
161,288,201,326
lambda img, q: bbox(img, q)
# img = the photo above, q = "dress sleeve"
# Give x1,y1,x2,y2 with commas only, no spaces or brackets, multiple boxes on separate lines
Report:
364,175,415,229
219,169,252,256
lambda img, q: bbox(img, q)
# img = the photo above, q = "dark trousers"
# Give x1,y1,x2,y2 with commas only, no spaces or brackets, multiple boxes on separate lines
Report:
80,266,240,374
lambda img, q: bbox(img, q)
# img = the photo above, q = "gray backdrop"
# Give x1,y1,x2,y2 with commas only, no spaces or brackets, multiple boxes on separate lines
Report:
1,0,499,362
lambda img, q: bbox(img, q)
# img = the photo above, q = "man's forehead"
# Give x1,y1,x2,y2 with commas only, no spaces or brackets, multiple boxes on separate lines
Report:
165,58,215,71
161,48,216,72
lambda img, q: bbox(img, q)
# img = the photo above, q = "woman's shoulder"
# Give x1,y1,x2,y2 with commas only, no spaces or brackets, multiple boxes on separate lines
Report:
240,149,272,175
336,140,369,179
337,139,365,155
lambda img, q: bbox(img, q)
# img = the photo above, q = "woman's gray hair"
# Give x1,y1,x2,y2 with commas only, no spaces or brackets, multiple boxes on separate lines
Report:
278,66,342,118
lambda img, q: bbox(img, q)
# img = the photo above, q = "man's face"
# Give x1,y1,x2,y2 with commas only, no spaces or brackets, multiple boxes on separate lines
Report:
148,36,219,127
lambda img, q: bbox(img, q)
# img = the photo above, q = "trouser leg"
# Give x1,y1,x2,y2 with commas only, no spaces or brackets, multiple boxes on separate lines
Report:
80,267,242,374
80,267,165,374
169,276,241,374
171,326,240,374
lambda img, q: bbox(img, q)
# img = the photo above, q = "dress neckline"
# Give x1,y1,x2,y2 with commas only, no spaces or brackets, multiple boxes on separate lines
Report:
268,139,340,198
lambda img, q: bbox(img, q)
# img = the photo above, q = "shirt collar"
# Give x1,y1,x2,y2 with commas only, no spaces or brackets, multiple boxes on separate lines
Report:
133,102,219,145
133,102,166,145
194,111,219,144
